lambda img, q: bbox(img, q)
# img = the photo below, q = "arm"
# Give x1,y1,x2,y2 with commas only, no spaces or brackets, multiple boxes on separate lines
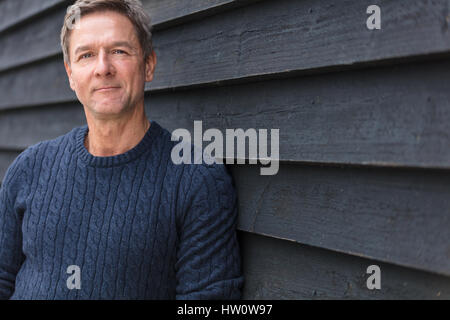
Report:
175,164,244,300
0,157,26,299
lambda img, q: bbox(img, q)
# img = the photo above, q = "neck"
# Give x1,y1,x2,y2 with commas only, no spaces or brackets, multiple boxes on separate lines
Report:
84,107,150,157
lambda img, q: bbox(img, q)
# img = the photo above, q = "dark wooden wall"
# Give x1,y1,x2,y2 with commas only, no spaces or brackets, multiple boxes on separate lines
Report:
1,0,450,299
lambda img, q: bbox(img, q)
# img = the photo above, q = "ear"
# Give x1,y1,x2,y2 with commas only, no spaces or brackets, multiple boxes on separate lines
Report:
64,61,76,91
144,50,157,82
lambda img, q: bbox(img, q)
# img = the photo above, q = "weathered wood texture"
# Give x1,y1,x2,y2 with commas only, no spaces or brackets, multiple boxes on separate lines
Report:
0,5,67,72
143,0,261,28
1,0,450,97
0,0,66,34
0,0,258,72
2,59,449,169
240,232,450,299
0,102,86,149
231,164,450,276
147,0,450,91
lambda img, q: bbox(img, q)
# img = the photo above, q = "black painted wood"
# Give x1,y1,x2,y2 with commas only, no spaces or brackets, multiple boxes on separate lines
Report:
0,58,75,109
0,4,65,72
146,59,450,168
0,0,257,73
0,102,86,149
147,0,450,91
240,231,450,299
1,0,450,89
0,0,66,34
232,163,450,276
2,59,449,168
143,0,260,28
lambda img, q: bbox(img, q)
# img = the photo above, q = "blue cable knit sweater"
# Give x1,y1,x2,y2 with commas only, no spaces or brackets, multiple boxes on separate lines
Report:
0,121,243,299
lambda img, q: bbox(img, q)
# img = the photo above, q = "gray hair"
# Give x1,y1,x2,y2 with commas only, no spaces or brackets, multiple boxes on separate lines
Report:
61,0,153,65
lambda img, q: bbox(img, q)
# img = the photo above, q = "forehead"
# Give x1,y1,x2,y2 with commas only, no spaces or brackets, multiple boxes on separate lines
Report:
69,10,139,51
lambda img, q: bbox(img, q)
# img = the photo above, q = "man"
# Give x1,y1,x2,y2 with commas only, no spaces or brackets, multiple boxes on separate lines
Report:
0,0,243,299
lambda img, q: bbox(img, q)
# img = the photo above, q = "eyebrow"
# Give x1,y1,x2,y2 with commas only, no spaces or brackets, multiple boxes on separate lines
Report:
74,41,136,56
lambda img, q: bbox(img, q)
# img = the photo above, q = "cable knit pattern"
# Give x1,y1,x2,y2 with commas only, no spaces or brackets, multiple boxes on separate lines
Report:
0,121,243,300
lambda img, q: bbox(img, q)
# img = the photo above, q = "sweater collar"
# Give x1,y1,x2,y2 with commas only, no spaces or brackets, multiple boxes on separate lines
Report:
75,120,162,167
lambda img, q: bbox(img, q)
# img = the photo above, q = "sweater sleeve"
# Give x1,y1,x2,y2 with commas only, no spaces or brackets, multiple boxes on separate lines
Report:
0,155,26,300
175,164,244,300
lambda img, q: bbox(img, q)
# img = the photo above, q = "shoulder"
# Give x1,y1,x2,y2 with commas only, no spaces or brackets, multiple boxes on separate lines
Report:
177,162,237,225
154,121,235,197
29,126,79,156
22,126,78,155
2,127,79,186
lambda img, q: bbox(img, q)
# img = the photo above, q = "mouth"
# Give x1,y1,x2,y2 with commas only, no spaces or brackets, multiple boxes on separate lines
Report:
95,87,120,92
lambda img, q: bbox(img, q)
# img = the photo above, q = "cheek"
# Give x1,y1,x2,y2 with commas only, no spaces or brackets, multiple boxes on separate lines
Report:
122,60,145,81
71,72,87,91
120,72,144,96
71,74,92,103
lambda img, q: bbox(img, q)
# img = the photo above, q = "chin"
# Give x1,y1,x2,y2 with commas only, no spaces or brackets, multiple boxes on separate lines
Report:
91,101,128,116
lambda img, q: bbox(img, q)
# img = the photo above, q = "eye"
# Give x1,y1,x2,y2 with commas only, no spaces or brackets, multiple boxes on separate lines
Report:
80,53,92,60
113,49,126,54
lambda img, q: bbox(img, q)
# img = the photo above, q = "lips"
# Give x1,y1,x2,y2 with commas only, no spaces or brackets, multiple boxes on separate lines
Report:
95,86,120,92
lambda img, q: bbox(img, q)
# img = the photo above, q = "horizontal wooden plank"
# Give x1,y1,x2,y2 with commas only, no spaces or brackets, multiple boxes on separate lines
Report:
0,3,65,73
232,163,450,276
1,59,449,168
0,0,251,36
0,102,86,149
0,0,66,34
240,231,450,299
0,0,256,73
1,0,450,88
148,0,450,90
147,59,450,168
143,0,259,28
0,58,76,109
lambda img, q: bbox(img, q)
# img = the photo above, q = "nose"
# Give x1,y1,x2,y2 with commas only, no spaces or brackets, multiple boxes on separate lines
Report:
94,49,115,77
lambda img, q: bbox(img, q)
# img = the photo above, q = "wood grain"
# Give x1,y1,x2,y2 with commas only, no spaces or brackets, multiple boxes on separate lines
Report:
1,59,449,168
1,0,450,87
240,231,450,299
0,0,67,34
232,163,450,276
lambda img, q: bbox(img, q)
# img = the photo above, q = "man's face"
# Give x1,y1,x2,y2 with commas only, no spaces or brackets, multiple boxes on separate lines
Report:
64,10,156,118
